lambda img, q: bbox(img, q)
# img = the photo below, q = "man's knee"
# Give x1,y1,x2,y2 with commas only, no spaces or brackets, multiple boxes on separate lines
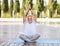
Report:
37,34,40,37
35,34,40,38
19,34,25,39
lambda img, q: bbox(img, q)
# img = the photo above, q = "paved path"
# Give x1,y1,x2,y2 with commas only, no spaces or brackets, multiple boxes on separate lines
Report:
0,21,60,46
0,24,60,40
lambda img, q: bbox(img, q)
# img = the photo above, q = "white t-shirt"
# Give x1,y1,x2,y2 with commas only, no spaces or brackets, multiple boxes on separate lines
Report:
23,20,37,36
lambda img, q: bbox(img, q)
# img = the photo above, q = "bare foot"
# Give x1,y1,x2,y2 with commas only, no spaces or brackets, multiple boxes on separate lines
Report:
23,44,28,46
31,40,36,43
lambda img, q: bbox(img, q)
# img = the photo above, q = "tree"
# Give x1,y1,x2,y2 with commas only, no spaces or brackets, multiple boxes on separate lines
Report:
52,0,57,17
29,0,33,9
15,0,20,13
0,2,1,17
37,0,40,18
23,0,25,10
10,0,14,16
40,0,44,11
14,0,20,17
37,0,44,18
57,4,60,15
14,0,20,13
3,0,9,13
22,0,26,15
53,0,57,10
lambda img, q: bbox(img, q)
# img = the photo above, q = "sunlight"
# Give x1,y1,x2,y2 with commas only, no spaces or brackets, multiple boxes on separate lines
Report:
57,0,60,4
19,0,22,8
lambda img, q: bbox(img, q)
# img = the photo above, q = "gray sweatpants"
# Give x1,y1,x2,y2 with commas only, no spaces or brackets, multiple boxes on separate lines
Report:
19,34,40,42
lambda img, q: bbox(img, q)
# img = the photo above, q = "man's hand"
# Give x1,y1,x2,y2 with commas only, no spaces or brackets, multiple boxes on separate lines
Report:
28,4,31,10
23,4,31,23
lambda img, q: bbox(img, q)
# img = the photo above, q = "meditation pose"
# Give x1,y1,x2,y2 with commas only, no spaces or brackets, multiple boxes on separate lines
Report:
19,5,40,43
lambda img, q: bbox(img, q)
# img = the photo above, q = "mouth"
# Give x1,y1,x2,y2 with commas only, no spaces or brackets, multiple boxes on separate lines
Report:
28,21,32,24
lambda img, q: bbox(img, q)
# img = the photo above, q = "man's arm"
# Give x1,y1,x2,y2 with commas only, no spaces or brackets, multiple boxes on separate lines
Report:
23,5,31,23
31,10,37,22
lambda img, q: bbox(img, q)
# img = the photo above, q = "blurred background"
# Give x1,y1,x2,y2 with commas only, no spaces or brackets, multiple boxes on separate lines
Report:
0,0,60,46
0,0,60,18
0,0,60,40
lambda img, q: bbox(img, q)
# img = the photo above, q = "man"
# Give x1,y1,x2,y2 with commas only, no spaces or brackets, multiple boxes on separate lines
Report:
19,5,40,43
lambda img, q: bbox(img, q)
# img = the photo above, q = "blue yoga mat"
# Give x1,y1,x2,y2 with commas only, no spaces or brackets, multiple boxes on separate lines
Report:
9,40,60,44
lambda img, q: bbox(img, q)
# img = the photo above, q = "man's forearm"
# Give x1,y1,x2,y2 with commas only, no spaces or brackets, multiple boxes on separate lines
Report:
24,8,30,16
23,5,31,23
24,5,31,16
31,10,37,22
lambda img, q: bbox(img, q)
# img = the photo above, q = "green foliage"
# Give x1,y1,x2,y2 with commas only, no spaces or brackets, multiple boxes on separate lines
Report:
1,0,60,18
37,11,40,17
29,0,33,9
54,15,60,18
37,0,45,18
44,7,47,12
53,0,57,10
15,0,20,12
3,0,9,12
57,4,60,14
0,5,1,17
10,0,13,11
23,0,26,10
10,0,14,16
39,0,44,11
0,6,1,17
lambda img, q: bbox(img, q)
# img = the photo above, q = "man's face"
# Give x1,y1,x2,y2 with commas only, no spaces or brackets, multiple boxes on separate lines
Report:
27,16,32,23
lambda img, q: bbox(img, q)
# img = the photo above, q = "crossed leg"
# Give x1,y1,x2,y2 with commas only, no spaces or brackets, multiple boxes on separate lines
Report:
19,34,40,42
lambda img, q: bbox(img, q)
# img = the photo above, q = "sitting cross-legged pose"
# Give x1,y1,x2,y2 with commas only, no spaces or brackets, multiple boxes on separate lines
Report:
19,5,40,43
